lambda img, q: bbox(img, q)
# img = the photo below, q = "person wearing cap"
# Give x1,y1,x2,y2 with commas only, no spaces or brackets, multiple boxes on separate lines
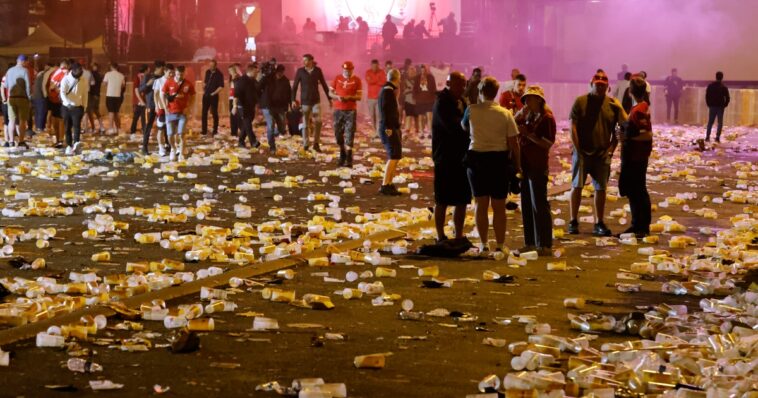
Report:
431,71,470,241
330,61,362,167
3,55,32,148
568,70,626,237
498,74,526,112
291,54,331,152
462,76,521,254
60,62,89,155
617,76,653,238
260,63,291,153
378,68,403,195
365,59,386,135
514,85,555,255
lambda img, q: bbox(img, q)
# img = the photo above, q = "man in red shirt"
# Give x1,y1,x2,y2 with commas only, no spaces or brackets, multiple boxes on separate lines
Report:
498,73,526,112
47,59,70,147
330,61,362,167
364,59,386,134
161,65,195,161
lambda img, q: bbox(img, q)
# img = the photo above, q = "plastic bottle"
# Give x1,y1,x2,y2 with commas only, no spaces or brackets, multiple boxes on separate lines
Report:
67,358,103,373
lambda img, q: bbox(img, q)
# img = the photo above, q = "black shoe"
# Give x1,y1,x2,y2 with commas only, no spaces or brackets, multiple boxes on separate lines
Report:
253,141,261,149
379,184,401,196
593,222,612,237
303,144,309,151
313,144,322,153
567,220,579,234
17,142,28,149
338,149,346,167
705,137,710,142
2,142,9,148
715,138,721,143
345,150,353,167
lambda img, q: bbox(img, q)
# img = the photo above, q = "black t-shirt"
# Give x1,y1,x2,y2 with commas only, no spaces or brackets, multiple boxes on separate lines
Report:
233,75,259,113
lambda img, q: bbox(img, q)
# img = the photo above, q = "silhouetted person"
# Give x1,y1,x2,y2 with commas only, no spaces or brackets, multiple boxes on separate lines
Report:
402,19,416,39
302,18,316,36
431,71,469,241
283,16,296,36
415,20,431,38
381,15,398,50
705,71,729,142
463,67,482,105
617,64,629,82
201,59,224,136
337,16,350,32
663,68,684,123
438,12,457,37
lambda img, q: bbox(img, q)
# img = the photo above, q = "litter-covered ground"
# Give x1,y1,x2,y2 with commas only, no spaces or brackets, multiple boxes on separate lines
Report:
0,115,757,398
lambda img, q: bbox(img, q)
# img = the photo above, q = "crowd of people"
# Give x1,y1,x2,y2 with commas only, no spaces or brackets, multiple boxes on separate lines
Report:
0,50,734,255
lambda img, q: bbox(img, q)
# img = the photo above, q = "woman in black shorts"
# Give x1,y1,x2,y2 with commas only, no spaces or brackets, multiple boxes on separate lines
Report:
461,77,521,253
415,64,436,135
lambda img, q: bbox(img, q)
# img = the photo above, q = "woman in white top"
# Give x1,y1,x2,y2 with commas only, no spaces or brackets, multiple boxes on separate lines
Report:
461,77,521,253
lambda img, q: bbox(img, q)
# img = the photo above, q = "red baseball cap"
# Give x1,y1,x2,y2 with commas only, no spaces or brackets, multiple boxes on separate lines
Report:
592,72,609,85
342,61,354,70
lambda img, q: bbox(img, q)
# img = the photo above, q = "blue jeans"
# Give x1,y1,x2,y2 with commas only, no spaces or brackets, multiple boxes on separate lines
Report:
262,108,285,151
706,106,725,140
166,113,186,136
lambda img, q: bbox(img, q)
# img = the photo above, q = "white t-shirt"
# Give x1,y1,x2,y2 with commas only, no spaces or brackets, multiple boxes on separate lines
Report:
103,70,125,98
153,75,168,110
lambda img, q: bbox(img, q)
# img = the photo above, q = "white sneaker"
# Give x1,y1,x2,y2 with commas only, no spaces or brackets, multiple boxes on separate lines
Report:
169,150,176,161
72,142,81,154
65,146,73,155
178,154,185,161
158,148,166,157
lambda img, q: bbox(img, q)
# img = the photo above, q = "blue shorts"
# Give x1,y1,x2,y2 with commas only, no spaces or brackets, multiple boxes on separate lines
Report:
379,128,402,160
571,150,611,191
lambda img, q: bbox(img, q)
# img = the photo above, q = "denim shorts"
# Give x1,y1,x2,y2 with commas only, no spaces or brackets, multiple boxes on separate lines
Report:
571,150,611,191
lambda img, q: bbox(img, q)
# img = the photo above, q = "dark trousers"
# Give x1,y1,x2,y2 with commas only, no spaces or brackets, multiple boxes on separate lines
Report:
334,109,357,149
620,158,651,234
520,170,552,249
201,95,219,134
143,108,156,150
62,105,84,147
706,106,725,140
665,95,680,122
237,107,258,147
130,104,146,134
229,99,238,136
33,97,47,131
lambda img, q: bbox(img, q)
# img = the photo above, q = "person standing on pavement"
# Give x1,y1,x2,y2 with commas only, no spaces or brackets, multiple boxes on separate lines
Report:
401,65,419,135
705,71,729,143
86,62,105,134
498,74,526,112
130,64,148,137
140,60,165,155
617,76,653,238
4,55,32,148
260,64,291,154
663,68,684,123
567,70,626,237
291,54,331,152
431,71,470,241
233,63,262,150
46,59,69,147
60,62,89,155
365,59,386,134
514,86,555,255
463,67,482,106
201,59,224,136
161,65,195,161
382,15,398,50
153,64,174,157
330,61,362,167
227,63,241,138
102,62,125,134
32,63,51,135
378,68,403,196
415,64,436,136
462,77,521,254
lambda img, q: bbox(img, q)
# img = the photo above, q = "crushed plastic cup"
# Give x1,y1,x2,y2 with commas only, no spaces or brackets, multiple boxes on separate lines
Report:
342,288,363,300
91,251,111,262
67,357,103,373
164,315,189,329
418,266,439,277
277,269,296,280
546,261,567,271
478,374,501,392
36,332,65,347
374,267,396,278
253,317,279,331
525,323,551,335
205,300,237,313
519,251,539,260
353,353,386,369
187,318,215,331
563,298,586,309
